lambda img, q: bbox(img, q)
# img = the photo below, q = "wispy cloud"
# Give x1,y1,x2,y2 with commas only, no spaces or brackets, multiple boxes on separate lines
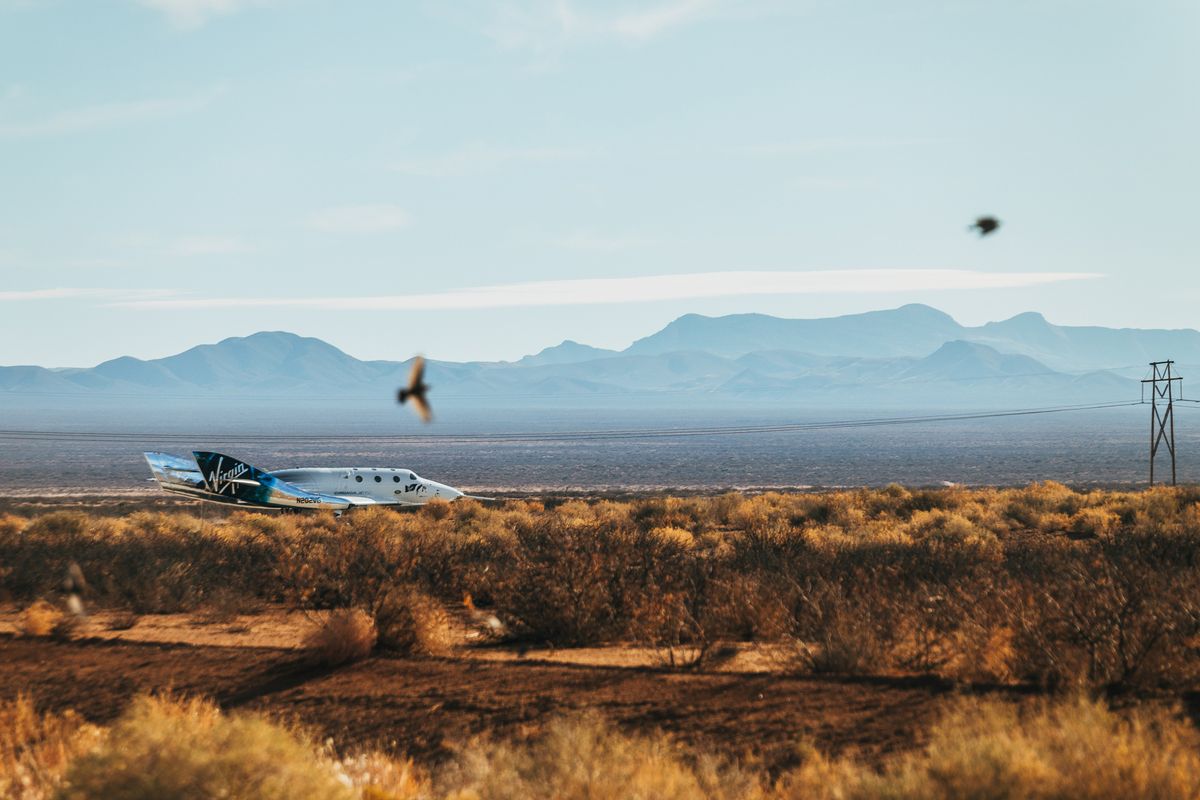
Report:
0,288,175,302
135,0,268,29
308,204,411,234
114,270,1102,311
735,137,950,157
0,88,222,139
168,235,256,256
391,143,592,176
483,0,718,51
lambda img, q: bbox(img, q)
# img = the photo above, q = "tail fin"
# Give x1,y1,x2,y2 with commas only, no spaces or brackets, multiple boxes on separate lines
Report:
144,451,204,488
192,451,270,499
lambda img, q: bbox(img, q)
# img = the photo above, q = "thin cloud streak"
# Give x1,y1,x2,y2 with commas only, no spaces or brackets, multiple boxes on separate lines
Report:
0,88,222,138
736,137,951,156
135,0,268,29
0,288,175,301
169,235,255,256
483,0,718,51
115,270,1102,311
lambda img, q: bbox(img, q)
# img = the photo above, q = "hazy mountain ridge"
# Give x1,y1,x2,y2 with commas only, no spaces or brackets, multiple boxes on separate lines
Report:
627,304,1200,371
1,306,1180,407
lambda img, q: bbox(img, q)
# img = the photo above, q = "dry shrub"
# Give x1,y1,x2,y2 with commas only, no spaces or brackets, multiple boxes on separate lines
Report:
6,486,1200,689
56,694,355,800
21,600,62,637
703,573,792,642
0,513,27,538
1009,540,1200,690
794,595,889,676
494,521,662,645
779,696,1200,799
440,713,760,800
303,608,377,666
333,752,428,800
105,611,140,631
939,624,1017,684
803,624,885,676
882,573,1016,683
651,526,696,548
274,508,431,613
905,509,998,552
1068,507,1120,538
0,695,102,800
194,584,254,625
50,613,83,642
374,585,454,655
421,499,454,521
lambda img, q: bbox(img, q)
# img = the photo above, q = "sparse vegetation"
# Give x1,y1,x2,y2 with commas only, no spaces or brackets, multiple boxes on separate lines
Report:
4,484,1200,689
439,712,760,800
55,694,356,800
20,600,62,638
0,695,101,800
8,692,1200,799
779,695,1200,799
373,585,454,655
303,608,377,666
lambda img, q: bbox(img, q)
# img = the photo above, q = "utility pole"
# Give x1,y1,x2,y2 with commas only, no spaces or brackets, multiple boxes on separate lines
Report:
1142,360,1182,486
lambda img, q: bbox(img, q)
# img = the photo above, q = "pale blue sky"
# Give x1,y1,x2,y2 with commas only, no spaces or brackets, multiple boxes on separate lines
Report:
1,0,1197,366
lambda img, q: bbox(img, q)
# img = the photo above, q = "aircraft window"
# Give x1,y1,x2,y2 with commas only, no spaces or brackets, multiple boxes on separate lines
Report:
374,475,382,482
393,476,401,483
409,472,416,480
355,475,363,483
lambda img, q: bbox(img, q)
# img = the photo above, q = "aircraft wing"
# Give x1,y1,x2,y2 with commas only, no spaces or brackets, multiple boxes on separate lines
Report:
324,494,427,507
330,494,392,506
314,492,444,507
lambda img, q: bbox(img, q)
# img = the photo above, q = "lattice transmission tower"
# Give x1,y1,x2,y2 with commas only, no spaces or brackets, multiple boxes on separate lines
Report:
1142,360,1182,486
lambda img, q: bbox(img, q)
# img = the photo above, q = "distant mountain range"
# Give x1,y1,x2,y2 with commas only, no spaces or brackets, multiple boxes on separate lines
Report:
2,304,1192,407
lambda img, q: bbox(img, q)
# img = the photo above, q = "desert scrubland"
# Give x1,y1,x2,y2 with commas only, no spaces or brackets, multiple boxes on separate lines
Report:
5,483,1200,798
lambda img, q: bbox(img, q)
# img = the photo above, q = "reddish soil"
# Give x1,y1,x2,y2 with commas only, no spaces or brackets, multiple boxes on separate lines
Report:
0,634,1024,773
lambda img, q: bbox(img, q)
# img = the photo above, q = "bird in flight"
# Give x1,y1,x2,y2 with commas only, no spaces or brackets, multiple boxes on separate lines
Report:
397,356,432,423
969,216,1001,236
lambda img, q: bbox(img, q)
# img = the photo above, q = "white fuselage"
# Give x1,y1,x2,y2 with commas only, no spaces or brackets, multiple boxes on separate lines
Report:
269,467,462,505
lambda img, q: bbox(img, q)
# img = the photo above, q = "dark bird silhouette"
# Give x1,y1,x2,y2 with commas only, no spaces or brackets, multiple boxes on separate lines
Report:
397,356,432,423
969,216,1001,236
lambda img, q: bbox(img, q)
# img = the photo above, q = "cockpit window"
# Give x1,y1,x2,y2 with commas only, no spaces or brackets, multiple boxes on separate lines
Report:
409,472,416,480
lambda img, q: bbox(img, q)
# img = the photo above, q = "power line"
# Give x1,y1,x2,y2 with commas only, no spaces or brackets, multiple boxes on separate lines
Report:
0,400,1143,445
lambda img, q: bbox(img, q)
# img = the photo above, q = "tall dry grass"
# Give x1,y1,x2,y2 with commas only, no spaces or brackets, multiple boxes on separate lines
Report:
439,712,761,800
780,696,1200,799
0,695,102,800
11,693,1200,800
55,694,356,800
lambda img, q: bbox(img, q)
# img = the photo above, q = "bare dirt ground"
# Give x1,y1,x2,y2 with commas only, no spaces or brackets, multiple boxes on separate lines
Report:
1,629,982,774
0,606,1024,773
